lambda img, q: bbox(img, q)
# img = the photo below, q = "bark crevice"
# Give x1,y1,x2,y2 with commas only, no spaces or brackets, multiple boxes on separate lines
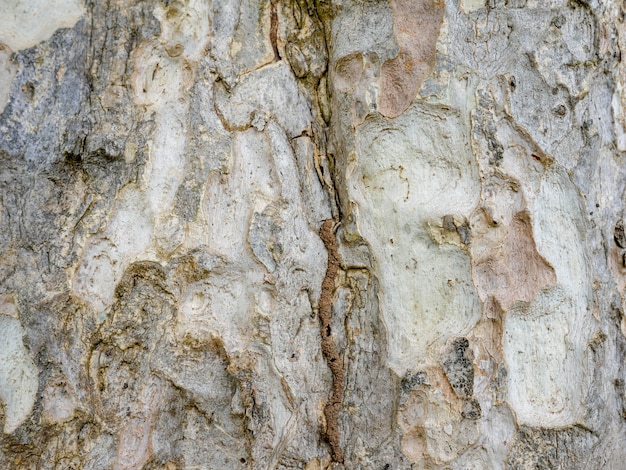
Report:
318,218,345,464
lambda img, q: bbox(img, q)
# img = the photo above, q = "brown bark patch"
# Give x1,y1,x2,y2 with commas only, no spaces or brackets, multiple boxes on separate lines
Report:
378,0,445,118
270,0,281,61
473,210,556,310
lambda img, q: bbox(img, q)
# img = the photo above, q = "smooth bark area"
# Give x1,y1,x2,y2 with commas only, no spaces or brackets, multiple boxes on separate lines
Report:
2,0,626,468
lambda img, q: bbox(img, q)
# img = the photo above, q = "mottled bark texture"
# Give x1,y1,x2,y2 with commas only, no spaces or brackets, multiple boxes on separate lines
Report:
2,0,626,468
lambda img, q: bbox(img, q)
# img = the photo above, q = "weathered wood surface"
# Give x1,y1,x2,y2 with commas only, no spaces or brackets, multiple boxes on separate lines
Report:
2,0,626,468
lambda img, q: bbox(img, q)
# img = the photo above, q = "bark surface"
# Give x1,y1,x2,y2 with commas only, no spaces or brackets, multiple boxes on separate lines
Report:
2,0,626,468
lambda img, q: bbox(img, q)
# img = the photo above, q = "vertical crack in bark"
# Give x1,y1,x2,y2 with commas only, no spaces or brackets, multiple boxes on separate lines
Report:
318,219,344,463
270,0,281,62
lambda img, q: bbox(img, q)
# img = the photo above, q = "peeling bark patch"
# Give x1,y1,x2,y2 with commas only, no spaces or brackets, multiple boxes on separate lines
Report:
378,0,445,118
334,52,364,93
472,202,557,311
500,211,556,307
318,219,344,463
398,367,480,464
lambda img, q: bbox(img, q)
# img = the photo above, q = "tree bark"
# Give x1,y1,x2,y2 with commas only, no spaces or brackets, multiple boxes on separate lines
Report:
1,0,626,468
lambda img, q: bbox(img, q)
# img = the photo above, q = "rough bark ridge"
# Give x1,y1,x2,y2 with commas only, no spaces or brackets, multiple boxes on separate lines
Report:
318,219,344,464
3,0,626,469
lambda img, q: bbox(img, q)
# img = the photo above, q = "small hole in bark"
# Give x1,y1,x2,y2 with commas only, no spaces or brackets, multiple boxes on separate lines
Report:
64,151,82,165
21,82,35,100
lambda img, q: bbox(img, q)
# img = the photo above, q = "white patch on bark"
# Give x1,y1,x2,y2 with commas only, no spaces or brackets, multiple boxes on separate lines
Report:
0,0,85,51
0,308,38,434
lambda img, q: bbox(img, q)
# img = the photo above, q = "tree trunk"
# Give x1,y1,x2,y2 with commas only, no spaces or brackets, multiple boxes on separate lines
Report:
1,0,626,468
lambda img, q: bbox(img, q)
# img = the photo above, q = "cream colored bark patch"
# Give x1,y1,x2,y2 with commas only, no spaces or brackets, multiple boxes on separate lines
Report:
0,45,17,115
460,0,485,12
503,168,592,427
351,102,481,373
73,1,207,312
42,375,76,425
0,0,85,51
0,312,39,433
